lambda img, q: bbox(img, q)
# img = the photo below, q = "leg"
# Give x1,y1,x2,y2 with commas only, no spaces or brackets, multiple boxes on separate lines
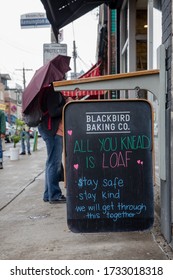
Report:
26,132,31,154
38,126,63,201
45,135,63,201
20,131,26,154
45,134,63,201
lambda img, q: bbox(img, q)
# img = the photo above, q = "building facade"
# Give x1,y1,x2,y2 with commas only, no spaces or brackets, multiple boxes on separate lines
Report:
40,0,173,245
98,0,172,244
0,74,22,124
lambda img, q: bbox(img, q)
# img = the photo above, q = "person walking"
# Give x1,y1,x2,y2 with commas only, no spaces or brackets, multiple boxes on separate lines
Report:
20,124,31,155
0,110,6,169
38,85,66,204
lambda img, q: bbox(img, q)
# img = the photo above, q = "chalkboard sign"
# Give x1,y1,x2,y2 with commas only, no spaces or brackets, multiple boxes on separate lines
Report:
64,100,154,233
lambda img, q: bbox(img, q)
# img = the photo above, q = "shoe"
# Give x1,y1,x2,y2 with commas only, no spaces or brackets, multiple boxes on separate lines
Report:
28,152,31,155
20,152,26,155
49,195,66,204
0,162,3,169
43,199,49,202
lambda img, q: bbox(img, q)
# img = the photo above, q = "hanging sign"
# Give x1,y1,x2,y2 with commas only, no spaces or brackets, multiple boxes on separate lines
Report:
20,13,50,29
43,43,67,64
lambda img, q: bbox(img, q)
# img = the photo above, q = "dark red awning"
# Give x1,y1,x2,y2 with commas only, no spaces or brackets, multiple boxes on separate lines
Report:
62,62,106,97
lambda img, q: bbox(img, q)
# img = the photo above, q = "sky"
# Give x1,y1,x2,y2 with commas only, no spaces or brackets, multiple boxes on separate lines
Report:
0,0,98,89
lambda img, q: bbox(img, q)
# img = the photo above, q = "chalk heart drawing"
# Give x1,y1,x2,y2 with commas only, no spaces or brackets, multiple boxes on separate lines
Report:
137,160,143,165
67,130,72,136
74,164,79,170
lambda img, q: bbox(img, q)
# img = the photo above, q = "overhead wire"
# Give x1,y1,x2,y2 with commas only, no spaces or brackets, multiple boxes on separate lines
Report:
70,21,95,75
0,36,41,55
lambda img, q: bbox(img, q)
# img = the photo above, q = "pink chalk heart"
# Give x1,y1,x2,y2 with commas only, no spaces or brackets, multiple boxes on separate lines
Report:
137,160,141,164
74,164,79,170
68,130,72,136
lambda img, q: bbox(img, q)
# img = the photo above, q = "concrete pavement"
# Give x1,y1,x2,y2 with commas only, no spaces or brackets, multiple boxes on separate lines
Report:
0,140,173,260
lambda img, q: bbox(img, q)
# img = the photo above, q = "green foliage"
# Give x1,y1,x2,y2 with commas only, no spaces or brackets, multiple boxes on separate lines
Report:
11,118,25,148
12,135,21,148
16,119,25,128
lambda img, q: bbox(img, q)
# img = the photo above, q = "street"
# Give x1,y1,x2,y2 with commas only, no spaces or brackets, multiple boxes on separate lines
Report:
3,136,45,161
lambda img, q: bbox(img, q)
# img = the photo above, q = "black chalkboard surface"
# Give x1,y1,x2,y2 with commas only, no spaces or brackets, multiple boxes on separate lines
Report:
63,100,154,233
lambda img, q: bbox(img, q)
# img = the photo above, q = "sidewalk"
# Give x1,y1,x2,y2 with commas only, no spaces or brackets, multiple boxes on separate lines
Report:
0,143,173,260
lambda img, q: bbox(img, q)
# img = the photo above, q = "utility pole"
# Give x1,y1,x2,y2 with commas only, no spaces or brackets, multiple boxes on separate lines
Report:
16,67,33,89
72,40,77,78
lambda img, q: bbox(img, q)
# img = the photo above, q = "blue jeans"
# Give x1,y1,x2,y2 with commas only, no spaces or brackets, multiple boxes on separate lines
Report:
38,126,63,201
0,137,3,163
21,131,30,153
